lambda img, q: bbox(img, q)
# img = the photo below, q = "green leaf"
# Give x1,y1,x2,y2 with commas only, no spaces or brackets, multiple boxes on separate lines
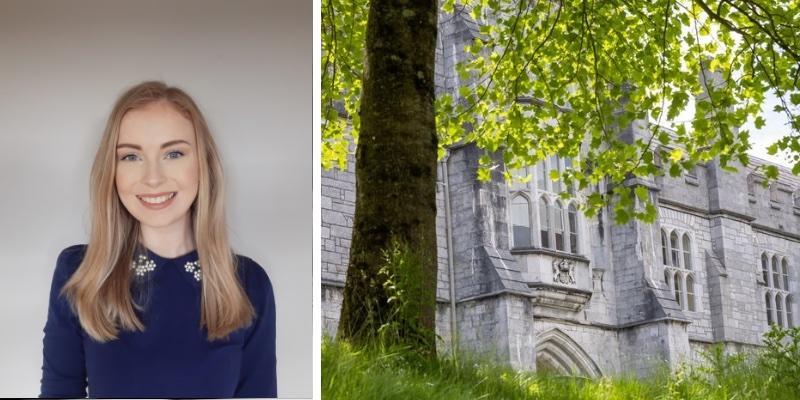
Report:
764,165,779,180
669,148,683,163
634,186,649,202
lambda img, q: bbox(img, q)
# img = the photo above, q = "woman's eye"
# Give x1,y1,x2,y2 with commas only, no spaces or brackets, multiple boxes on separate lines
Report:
120,154,139,161
166,151,184,159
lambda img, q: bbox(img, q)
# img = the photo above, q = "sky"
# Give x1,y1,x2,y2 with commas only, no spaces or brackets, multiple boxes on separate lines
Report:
662,90,795,169
742,92,795,168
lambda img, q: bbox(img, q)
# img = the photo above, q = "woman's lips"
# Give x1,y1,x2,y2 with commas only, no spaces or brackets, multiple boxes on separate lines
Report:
136,192,176,210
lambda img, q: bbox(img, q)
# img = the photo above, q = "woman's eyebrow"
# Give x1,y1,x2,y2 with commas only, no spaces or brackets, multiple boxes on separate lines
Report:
116,140,191,150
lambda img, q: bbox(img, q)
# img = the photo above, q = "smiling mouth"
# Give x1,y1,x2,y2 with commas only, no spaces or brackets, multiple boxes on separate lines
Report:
136,192,176,205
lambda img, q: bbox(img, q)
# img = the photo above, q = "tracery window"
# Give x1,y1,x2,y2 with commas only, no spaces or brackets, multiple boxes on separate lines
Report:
670,231,680,267
507,157,582,254
772,255,781,290
682,234,692,270
662,228,697,312
766,293,774,325
554,201,565,251
761,252,793,328
539,197,550,249
782,258,789,290
511,195,532,247
568,204,578,254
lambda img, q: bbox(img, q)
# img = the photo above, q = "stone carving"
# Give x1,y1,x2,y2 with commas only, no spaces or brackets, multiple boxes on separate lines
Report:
552,258,576,285
592,268,605,292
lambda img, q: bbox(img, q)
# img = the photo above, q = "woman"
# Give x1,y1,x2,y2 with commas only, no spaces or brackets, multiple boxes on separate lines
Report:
39,81,277,398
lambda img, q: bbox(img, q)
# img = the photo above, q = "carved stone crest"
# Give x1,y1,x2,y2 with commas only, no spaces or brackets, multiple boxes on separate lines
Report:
552,258,576,285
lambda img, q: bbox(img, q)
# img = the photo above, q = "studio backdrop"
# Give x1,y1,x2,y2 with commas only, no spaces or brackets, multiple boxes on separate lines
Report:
0,0,311,397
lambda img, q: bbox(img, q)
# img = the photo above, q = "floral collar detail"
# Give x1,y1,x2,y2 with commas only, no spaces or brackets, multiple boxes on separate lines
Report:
130,250,202,281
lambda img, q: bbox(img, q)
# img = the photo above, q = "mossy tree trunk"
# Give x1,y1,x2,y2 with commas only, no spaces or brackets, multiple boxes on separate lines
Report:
337,0,439,354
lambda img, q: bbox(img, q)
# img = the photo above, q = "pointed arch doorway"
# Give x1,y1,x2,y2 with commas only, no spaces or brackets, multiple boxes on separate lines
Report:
535,328,603,378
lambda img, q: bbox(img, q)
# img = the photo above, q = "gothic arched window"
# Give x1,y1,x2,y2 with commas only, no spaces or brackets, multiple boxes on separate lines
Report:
539,197,550,249
670,231,680,267
682,234,692,270
762,253,770,285
568,204,578,254
782,258,789,291
674,276,683,307
787,295,794,328
686,275,695,311
511,195,531,248
661,229,669,266
772,255,781,290
554,201,565,251
777,293,784,327
766,292,774,325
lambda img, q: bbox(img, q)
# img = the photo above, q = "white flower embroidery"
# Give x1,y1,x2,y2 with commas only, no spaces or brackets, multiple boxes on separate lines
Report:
184,260,202,281
131,254,156,277
131,254,202,281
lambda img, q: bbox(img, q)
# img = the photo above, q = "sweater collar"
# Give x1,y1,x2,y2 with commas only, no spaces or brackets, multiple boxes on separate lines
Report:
143,247,199,266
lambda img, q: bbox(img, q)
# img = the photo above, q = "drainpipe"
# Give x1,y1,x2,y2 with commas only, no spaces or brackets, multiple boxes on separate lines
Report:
442,149,458,357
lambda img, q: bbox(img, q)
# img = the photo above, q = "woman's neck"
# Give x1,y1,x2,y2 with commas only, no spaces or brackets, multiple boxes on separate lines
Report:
139,214,195,258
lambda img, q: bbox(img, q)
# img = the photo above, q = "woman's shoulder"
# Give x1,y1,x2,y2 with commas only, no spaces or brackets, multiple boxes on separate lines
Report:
54,244,88,279
234,254,274,298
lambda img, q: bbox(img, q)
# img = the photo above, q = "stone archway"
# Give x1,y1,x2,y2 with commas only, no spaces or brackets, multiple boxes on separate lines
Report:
535,328,603,378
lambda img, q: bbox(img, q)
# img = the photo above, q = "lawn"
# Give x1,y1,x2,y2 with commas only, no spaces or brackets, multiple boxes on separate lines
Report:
322,326,800,400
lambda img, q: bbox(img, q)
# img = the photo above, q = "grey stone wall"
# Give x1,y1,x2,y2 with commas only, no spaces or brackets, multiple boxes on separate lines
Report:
456,294,535,369
618,320,690,378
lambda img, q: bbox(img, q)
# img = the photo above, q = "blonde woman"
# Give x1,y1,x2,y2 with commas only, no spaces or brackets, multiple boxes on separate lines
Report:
39,82,276,398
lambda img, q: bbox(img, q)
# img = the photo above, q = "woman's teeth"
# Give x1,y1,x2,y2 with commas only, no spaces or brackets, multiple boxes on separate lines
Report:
138,192,176,204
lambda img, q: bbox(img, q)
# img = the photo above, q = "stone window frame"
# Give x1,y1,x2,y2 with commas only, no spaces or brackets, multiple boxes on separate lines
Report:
747,173,758,204
510,193,533,248
660,227,697,312
759,251,794,329
508,157,582,255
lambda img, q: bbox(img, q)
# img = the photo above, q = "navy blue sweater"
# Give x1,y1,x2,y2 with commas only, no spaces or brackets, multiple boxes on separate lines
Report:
39,245,277,398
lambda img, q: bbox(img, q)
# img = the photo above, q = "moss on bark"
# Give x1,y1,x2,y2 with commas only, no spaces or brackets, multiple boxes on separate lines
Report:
337,0,439,355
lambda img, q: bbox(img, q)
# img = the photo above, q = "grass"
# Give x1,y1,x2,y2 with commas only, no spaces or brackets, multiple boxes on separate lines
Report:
322,329,800,400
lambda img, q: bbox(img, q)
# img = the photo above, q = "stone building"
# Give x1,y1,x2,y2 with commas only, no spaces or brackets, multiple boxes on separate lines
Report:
321,10,800,377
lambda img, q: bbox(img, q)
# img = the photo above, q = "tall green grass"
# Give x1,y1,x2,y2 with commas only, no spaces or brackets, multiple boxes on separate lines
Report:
322,326,800,400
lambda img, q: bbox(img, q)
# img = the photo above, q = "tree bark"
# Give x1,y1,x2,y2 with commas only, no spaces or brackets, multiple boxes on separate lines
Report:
337,0,439,354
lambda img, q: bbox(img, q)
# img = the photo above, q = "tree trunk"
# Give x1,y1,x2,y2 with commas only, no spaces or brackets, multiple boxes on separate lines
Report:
337,0,439,354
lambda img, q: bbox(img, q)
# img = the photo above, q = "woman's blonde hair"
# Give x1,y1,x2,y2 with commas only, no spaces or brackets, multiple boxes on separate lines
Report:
62,81,254,342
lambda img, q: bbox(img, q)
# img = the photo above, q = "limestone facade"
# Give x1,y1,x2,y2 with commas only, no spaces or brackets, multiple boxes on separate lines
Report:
321,10,800,377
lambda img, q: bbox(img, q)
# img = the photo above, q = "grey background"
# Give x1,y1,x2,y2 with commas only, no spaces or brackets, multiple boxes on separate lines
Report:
0,0,311,397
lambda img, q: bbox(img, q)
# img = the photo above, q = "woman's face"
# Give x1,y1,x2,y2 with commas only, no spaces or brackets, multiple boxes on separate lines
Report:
115,100,199,231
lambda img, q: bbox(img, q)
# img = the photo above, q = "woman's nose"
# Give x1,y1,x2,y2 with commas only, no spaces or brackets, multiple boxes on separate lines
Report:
143,160,166,187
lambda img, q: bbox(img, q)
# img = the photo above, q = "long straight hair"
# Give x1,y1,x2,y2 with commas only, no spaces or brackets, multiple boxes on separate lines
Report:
62,81,254,342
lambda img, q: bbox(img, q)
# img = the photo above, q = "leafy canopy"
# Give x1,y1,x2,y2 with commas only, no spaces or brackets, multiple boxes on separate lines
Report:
322,0,800,223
